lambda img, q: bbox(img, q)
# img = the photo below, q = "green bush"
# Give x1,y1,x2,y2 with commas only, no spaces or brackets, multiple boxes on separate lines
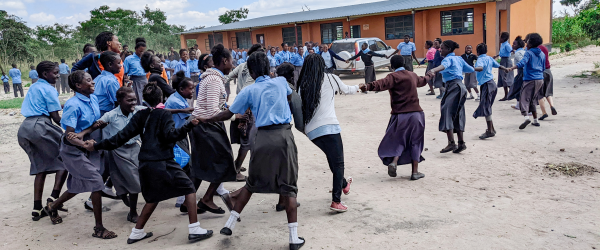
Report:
565,42,573,51
578,4,600,40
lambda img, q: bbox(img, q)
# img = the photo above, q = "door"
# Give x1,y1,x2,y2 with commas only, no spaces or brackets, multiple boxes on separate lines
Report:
351,25,361,38
256,34,265,47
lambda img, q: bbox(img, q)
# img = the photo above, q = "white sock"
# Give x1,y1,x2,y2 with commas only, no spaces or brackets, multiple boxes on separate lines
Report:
469,93,473,98
188,222,208,235
524,116,530,121
176,196,185,204
216,183,230,196
224,211,239,230
129,228,146,239
288,222,304,244
534,118,538,123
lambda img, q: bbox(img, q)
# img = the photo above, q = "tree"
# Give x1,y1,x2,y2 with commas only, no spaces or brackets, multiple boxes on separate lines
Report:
0,10,36,68
218,8,249,24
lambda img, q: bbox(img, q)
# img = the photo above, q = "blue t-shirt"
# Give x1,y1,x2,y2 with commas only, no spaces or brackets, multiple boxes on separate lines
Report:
237,58,246,65
474,54,500,85
59,63,70,74
440,52,474,82
93,71,120,112
276,51,293,65
173,60,190,78
20,78,62,117
397,41,416,56
267,54,277,67
290,53,304,67
164,91,190,128
162,62,171,79
9,68,22,84
123,54,146,76
1,75,8,83
61,93,101,133
499,41,512,58
229,76,292,127
29,70,39,80
242,51,247,60
188,59,200,73
517,47,545,81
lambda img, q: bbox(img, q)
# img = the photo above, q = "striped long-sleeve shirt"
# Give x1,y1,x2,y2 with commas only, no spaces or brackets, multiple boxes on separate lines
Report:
192,68,227,118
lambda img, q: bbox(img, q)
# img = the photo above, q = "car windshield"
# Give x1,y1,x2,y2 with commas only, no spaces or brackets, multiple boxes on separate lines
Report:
330,42,355,54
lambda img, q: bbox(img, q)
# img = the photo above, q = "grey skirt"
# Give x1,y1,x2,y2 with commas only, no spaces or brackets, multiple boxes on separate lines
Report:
403,56,414,72
189,121,237,183
519,80,543,116
498,57,514,87
379,112,425,166
18,116,65,175
245,124,298,197
59,133,104,194
365,66,376,83
106,143,141,195
439,79,467,133
433,72,444,88
293,66,302,87
230,112,258,151
539,69,553,98
464,72,478,89
473,80,498,118
507,68,524,100
130,75,148,105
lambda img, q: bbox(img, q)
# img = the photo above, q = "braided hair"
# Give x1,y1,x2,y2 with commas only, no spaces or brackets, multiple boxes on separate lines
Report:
68,70,87,92
143,82,163,107
95,31,114,51
172,71,193,92
297,53,326,126
36,61,58,81
442,40,460,52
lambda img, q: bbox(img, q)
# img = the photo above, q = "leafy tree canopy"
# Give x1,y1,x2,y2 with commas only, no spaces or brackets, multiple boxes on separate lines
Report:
218,8,249,24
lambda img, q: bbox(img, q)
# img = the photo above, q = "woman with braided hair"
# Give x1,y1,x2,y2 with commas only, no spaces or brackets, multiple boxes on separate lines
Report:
427,40,474,154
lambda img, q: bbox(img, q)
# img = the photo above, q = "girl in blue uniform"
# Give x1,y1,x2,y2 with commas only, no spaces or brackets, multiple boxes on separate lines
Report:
494,32,514,101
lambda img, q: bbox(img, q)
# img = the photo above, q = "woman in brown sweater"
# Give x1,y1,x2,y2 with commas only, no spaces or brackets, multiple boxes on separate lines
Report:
359,55,431,180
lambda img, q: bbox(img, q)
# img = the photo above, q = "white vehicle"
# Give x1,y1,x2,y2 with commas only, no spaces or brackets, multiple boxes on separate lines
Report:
330,38,396,76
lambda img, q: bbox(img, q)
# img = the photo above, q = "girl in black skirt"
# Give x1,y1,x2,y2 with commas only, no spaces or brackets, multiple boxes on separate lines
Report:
346,43,387,85
85,83,213,244
461,45,479,100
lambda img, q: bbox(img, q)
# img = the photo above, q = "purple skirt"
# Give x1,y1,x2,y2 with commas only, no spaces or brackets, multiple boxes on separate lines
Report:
378,112,425,166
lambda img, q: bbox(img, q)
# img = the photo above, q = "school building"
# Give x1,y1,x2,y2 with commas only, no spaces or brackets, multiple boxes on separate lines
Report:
179,0,552,57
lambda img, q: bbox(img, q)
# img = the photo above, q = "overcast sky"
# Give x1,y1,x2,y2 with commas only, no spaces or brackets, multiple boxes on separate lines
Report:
1,0,573,29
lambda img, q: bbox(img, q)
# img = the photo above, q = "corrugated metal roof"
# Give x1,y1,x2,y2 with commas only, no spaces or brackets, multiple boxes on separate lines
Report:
181,0,484,34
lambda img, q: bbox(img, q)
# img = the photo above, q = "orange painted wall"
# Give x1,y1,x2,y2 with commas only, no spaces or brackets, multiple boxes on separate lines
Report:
485,2,497,53
510,0,552,44
500,10,508,33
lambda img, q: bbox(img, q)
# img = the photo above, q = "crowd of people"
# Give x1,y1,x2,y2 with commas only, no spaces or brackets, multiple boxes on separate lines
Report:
15,29,557,249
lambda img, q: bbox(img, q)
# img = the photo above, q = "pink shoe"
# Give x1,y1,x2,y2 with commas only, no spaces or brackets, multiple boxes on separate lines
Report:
330,202,348,213
342,177,353,195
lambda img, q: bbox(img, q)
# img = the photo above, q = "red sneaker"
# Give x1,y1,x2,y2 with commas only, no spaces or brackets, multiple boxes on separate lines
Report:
342,177,353,195
330,202,348,213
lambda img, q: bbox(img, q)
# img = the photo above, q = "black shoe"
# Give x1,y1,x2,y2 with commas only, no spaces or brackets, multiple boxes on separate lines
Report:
539,114,548,121
127,212,138,223
197,201,225,214
426,92,435,96
290,237,305,250
440,142,457,153
180,204,206,214
532,122,541,127
220,227,232,236
84,201,93,211
551,107,557,115
519,120,531,129
453,142,467,153
127,232,153,244
275,202,301,212
410,173,425,180
479,130,495,139
387,163,397,177
189,230,213,242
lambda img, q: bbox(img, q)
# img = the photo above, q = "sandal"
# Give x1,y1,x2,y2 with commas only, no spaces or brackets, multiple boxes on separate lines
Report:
92,226,118,239
31,208,47,221
47,197,68,212
43,205,62,224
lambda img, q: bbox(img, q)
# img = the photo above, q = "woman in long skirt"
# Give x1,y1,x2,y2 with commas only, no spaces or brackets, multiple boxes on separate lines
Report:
199,52,305,250
86,83,213,244
472,44,509,139
362,55,430,180
461,45,480,100
424,40,437,95
18,61,68,221
495,32,514,101
507,36,527,110
427,40,474,153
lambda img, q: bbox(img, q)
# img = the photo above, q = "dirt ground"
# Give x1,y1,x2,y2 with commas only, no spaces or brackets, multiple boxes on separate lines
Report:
0,46,599,250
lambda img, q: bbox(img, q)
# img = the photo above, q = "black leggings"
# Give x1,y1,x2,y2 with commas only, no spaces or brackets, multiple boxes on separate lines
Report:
311,133,348,203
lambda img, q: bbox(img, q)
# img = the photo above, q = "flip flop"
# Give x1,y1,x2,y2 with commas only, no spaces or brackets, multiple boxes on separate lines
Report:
127,232,153,244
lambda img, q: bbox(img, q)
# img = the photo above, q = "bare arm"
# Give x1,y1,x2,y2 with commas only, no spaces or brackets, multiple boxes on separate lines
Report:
49,111,61,125
199,109,235,123
474,67,484,72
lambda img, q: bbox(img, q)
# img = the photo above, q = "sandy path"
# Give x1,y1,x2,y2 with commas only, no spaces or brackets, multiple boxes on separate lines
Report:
0,46,598,250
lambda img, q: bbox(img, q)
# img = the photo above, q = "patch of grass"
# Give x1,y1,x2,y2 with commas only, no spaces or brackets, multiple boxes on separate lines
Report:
594,61,600,69
24,83,31,88
549,52,558,56
0,98,24,109
571,73,588,78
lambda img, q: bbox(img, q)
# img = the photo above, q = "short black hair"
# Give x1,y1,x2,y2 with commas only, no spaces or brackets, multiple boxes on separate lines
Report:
36,61,57,78
100,51,121,69
135,41,147,50
60,59,65,63
83,43,94,54
95,31,115,51
172,71,193,92
198,54,212,71
211,44,231,67
476,43,487,55
248,44,264,56
12,64,17,68
276,62,295,84
123,44,128,48
135,37,146,45
426,40,433,48
143,82,163,107
442,40,460,52
179,49,188,56
500,32,510,41
68,70,87,92
30,65,35,69
116,87,134,102
527,33,543,47
514,36,525,49
281,42,287,47
404,34,410,38
390,55,405,70
247,52,270,77
140,51,155,72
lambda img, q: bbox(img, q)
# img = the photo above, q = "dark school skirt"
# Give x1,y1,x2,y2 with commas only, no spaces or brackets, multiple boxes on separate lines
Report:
539,69,554,98
378,112,425,166
138,159,196,203
230,112,258,151
293,66,302,87
519,80,543,116
364,66,376,83
439,78,467,133
498,57,514,87
131,75,148,105
403,56,414,72
189,121,237,183
433,72,444,89
507,69,523,100
426,63,434,87
106,143,141,195
245,124,298,197
473,80,498,118
59,132,104,194
463,72,478,89
17,116,66,175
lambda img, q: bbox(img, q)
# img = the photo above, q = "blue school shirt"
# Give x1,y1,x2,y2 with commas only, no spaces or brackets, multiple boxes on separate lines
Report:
440,52,474,82
313,46,320,54
93,71,120,112
169,60,179,71
290,53,304,67
20,78,62,117
164,91,190,128
29,70,39,80
517,47,545,81
499,41,512,58
397,41,416,56
277,51,293,64
237,58,246,65
173,60,190,78
242,51,247,60
188,59,200,73
232,51,238,60
267,54,277,67
394,67,406,72
123,54,145,76
61,93,101,133
59,63,70,74
162,62,171,79
9,68,21,84
1,75,8,83
474,54,500,85
229,76,292,128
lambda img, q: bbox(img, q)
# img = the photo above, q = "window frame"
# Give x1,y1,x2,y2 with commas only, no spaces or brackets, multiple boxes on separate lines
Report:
320,22,344,44
235,31,252,49
208,33,223,50
384,15,414,40
440,8,475,36
282,26,303,47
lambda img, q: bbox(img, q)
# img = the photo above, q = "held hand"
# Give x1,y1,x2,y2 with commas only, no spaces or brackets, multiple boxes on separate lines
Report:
184,107,194,113
93,120,108,129
190,117,200,126
345,60,349,64
82,140,96,151
66,132,81,141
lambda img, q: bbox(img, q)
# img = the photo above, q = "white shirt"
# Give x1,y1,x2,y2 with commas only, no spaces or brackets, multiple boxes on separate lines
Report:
322,52,333,68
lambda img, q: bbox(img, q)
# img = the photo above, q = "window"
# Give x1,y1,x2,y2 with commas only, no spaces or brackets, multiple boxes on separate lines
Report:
350,25,361,38
208,33,223,50
321,22,343,44
384,15,413,40
236,31,252,49
368,40,377,51
376,41,388,51
282,27,302,46
441,9,474,36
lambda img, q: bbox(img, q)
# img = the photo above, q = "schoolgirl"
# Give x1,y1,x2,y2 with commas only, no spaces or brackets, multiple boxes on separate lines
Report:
346,43,387,84
495,32,514,101
424,40,437,95
93,51,122,115
141,52,175,100
461,45,480,100
507,36,526,109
